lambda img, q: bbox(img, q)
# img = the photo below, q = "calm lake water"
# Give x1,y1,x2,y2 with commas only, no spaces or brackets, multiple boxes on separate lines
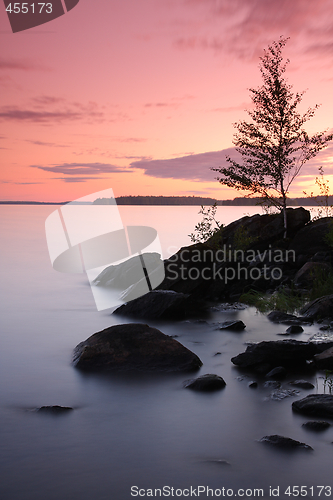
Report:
0,205,332,500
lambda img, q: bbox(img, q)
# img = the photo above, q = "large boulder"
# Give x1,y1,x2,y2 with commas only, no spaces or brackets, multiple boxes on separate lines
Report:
300,294,333,320
212,207,310,249
289,217,333,257
113,290,206,320
292,394,333,418
231,340,317,373
73,323,203,372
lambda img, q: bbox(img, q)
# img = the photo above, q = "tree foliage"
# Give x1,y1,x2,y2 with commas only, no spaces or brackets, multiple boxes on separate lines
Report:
212,37,333,236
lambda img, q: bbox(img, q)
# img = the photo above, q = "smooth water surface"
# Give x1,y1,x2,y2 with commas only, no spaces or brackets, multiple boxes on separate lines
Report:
0,206,332,500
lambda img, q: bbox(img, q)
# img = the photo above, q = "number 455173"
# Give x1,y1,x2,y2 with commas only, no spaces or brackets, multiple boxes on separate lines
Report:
5,3,53,14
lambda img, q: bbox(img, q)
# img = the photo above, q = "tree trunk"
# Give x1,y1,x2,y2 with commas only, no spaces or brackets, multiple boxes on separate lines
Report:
282,197,287,239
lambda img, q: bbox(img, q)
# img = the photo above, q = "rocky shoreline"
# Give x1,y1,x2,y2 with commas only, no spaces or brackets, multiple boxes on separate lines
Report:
69,208,333,451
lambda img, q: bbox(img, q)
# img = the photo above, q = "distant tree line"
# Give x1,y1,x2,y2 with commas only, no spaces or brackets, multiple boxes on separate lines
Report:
91,195,333,206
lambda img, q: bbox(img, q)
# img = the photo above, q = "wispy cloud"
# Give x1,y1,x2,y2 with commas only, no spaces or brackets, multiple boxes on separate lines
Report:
1,180,43,185
26,140,69,147
130,150,237,182
0,98,105,124
54,177,109,183
174,0,333,60
130,145,333,183
0,58,48,71
31,162,133,176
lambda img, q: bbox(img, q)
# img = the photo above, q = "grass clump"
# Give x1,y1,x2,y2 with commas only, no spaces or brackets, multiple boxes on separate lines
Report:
239,288,305,314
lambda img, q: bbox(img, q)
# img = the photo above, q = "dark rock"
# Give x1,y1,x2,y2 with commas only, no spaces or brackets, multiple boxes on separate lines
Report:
37,406,73,414
286,325,304,334
288,380,315,389
300,295,333,321
93,253,162,288
311,251,332,263
294,262,331,288
302,421,331,431
183,374,226,391
248,381,258,388
73,323,203,372
219,320,246,331
231,340,317,373
113,290,205,320
259,435,313,450
292,394,333,418
289,217,333,257
267,311,310,325
214,352,222,356
267,311,298,323
265,366,287,379
314,346,333,370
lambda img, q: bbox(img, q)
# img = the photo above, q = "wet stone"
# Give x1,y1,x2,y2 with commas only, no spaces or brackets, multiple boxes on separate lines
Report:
183,374,226,392
259,435,313,450
302,421,331,431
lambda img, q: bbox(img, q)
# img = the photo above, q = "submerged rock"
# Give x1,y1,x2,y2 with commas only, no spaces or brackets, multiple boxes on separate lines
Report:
288,380,315,390
259,435,313,450
292,394,333,418
267,389,299,401
264,381,281,389
73,323,203,372
265,367,287,379
37,406,73,414
183,374,226,392
302,421,331,431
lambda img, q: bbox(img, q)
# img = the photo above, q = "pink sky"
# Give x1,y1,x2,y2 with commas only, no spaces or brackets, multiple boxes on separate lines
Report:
1,0,333,201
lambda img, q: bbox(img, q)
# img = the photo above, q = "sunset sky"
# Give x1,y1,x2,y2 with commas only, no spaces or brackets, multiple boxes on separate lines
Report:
1,0,333,202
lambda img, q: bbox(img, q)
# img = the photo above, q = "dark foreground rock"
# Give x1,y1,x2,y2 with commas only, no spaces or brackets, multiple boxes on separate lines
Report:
113,290,206,320
183,374,226,391
73,323,203,372
231,340,317,374
37,406,73,414
292,395,333,418
302,421,331,431
259,435,313,450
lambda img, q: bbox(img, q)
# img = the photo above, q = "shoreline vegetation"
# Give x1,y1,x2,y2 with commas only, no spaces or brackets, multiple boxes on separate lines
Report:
1,195,332,206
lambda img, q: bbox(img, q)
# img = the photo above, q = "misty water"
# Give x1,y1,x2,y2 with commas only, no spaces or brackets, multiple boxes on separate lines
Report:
1,205,332,500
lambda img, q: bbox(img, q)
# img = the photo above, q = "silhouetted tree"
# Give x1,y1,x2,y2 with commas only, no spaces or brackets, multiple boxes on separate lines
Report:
212,37,333,237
